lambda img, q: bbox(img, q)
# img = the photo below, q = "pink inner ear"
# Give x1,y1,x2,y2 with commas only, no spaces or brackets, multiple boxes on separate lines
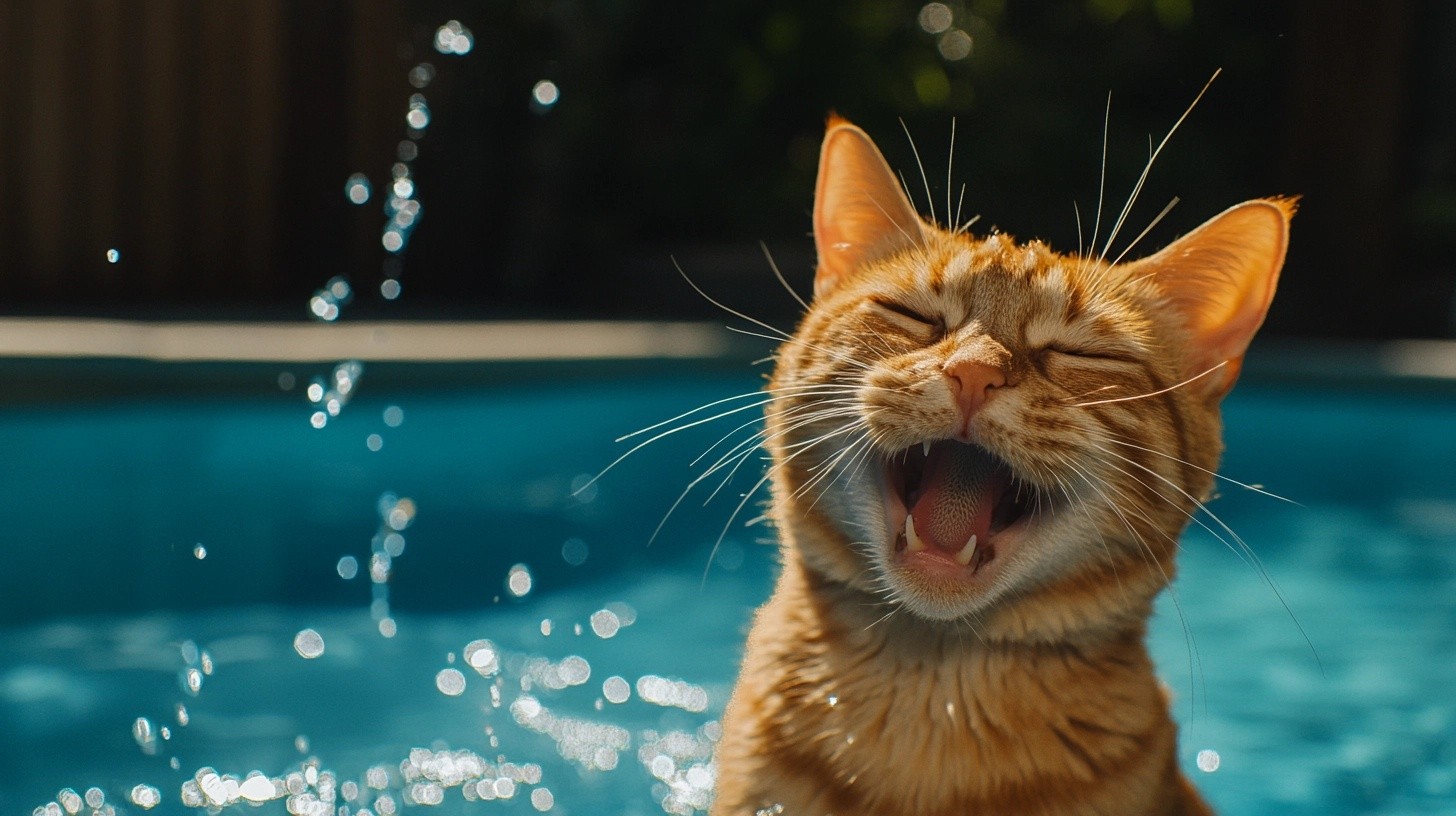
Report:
1138,199,1294,395
812,120,924,298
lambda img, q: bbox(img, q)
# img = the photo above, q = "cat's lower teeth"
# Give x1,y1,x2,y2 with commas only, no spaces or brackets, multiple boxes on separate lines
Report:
954,534,978,566
904,514,926,553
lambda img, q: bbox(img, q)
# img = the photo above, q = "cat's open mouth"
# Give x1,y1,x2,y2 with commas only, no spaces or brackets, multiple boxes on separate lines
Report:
883,441,1037,574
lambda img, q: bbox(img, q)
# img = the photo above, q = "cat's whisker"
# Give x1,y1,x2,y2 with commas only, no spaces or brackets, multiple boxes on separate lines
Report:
1068,361,1226,408
1059,453,1205,717
1096,70,1219,266
672,256,803,346
700,464,778,587
953,189,976,235
1088,442,1323,673
761,240,811,312
725,326,878,374
945,117,956,234
1108,196,1179,267
1060,383,1121,404
1103,435,1299,505
1080,91,1113,283
900,118,938,227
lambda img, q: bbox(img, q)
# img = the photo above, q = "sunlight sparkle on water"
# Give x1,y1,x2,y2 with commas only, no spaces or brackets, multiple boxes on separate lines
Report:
464,639,500,675
128,784,161,809
561,537,588,566
602,675,631,704
293,628,325,659
336,555,358,580
590,609,620,638
192,544,206,559
383,405,404,427
436,668,467,696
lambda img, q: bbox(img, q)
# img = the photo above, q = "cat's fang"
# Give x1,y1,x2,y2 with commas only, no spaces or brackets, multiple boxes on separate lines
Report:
922,441,932,457
905,514,926,553
954,534,978,566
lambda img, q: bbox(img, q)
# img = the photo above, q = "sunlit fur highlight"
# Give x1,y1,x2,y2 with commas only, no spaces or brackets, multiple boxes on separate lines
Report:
713,118,1291,815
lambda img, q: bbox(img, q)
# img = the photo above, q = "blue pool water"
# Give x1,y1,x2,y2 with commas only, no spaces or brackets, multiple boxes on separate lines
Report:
0,358,1452,814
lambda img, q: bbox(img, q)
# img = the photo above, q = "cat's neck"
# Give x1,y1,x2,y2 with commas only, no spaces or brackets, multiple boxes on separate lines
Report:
781,549,1156,665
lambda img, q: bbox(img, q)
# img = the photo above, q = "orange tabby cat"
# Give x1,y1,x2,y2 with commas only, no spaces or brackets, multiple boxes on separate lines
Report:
712,116,1293,815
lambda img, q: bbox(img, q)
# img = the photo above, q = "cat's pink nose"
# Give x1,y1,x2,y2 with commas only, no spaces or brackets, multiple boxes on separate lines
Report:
944,360,1006,416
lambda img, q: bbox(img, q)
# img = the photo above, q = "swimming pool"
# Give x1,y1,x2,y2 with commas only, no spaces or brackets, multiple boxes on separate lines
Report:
1,348,1452,814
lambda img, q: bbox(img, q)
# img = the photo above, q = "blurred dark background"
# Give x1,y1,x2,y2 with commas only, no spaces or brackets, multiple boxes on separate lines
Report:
1,0,1452,338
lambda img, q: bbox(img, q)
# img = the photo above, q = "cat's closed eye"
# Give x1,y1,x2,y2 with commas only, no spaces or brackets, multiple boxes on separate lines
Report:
870,298,943,333
1041,343,1135,363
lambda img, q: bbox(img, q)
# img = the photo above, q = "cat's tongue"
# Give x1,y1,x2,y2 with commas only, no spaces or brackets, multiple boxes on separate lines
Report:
909,443,1011,555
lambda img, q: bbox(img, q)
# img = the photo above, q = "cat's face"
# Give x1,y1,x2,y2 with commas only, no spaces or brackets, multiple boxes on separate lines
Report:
767,118,1292,626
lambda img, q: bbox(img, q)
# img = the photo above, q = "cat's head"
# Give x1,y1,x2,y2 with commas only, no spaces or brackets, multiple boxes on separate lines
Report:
767,116,1292,636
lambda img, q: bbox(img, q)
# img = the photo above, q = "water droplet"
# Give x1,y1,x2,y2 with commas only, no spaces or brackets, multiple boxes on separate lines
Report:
344,172,372,205
434,20,474,55
180,667,204,696
132,717,158,755
530,787,554,811
175,703,190,726
408,62,435,89
105,248,121,263
436,667,466,696
1197,748,1221,772
192,544,206,559
382,227,405,253
531,80,560,113
336,555,359,580
378,617,397,637
381,278,402,299
540,618,553,636
295,734,310,753
366,433,384,451
277,371,296,390
507,564,533,597
293,628,325,659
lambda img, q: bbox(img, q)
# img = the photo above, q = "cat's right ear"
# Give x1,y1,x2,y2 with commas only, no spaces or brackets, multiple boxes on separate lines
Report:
813,115,926,299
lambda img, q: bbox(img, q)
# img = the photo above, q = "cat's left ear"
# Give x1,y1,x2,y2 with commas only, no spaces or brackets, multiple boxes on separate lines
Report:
1131,197,1296,398
813,115,927,299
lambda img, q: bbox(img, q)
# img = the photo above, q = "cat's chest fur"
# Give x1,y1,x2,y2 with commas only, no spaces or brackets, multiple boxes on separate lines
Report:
714,557,1200,816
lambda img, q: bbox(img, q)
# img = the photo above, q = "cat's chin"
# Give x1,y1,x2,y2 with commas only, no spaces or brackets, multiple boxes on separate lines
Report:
876,440,1040,621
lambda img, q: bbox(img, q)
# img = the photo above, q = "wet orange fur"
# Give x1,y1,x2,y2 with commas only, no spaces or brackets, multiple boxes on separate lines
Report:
712,118,1292,814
